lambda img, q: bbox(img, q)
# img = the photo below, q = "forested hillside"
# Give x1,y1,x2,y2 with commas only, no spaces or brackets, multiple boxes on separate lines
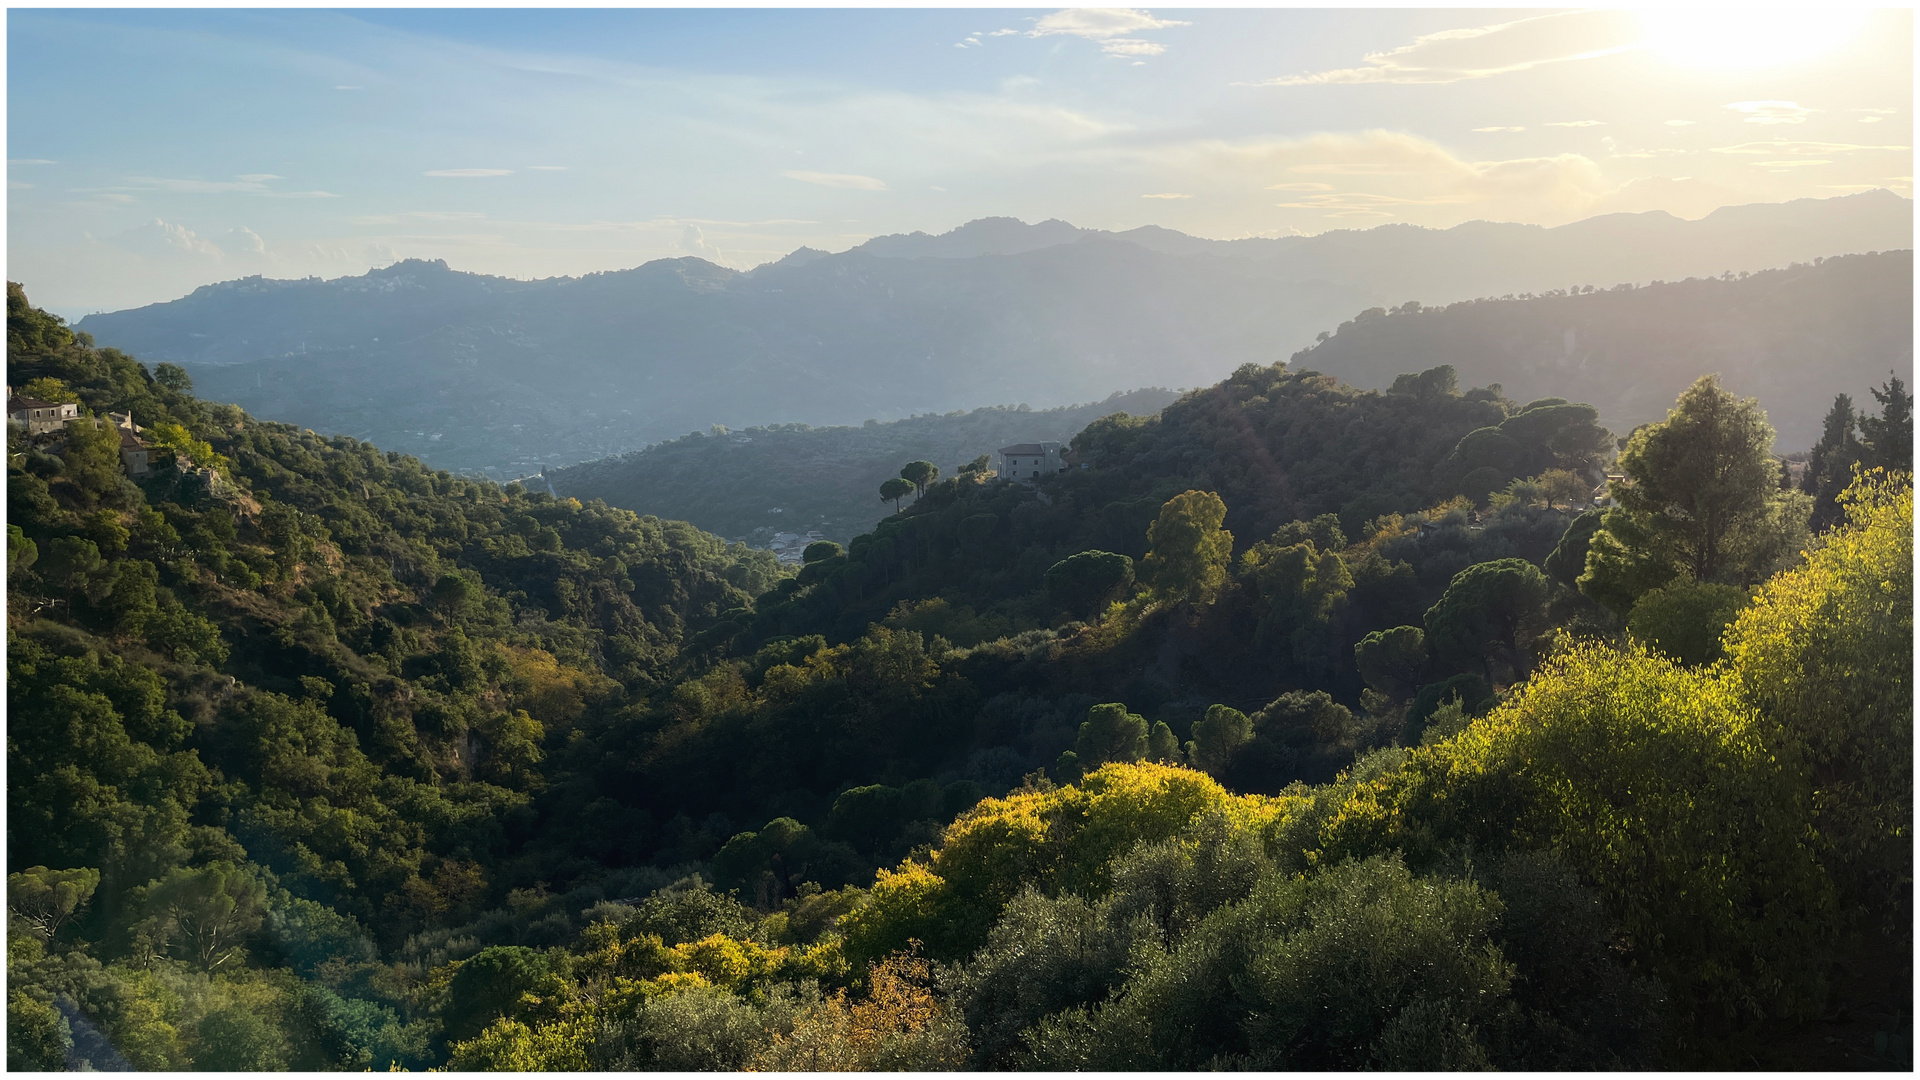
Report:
1294,250,1913,450
9,280,1911,1071
546,388,1178,544
71,191,1910,476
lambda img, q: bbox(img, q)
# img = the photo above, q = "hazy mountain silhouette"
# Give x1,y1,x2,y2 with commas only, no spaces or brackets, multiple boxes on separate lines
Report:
1293,251,1913,451
547,388,1182,545
74,191,1912,474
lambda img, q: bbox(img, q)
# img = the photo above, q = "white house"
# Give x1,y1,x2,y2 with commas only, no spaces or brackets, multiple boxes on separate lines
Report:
7,388,80,434
997,442,1065,483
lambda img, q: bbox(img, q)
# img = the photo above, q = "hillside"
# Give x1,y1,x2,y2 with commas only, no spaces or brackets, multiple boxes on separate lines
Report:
9,279,1909,1072
547,388,1179,545
1292,251,1914,451
72,192,1912,476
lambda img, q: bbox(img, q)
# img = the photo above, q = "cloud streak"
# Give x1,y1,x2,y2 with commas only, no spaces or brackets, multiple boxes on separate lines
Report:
424,168,514,177
1256,10,1643,86
974,9,1189,60
781,170,887,190
1725,101,1814,125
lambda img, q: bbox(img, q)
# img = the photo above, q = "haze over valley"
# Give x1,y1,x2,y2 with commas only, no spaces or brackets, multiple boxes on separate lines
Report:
73,191,1913,477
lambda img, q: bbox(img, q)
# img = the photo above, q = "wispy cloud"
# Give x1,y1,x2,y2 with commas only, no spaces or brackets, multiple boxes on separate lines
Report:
1545,120,1605,128
1710,140,1909,155
1664,120,1695,127
1141,191,1190,199
527,166,569,171
1152,130,1616,225
122,175,272,194
1473,126,1525,133
424,168,513,177
1255,10,1641,86
9,158,57,166
107,218,225,259
111,174,333,197
782,170,887,191
1725,101,1814,125
973,9,1189,60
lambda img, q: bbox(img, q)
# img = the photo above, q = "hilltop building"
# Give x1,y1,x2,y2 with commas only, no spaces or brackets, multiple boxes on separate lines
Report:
998,442,1065,482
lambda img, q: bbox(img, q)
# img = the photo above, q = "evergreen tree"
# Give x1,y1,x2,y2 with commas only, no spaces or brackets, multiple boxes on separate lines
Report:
1859,372,1912,474
1801,394,1861,530
1580,376,1804,613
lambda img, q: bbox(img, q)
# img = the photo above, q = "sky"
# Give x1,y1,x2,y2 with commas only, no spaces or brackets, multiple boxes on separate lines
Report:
8,6,1913,317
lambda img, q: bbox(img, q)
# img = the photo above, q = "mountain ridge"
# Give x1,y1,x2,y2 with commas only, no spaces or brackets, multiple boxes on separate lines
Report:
71,191,1912,475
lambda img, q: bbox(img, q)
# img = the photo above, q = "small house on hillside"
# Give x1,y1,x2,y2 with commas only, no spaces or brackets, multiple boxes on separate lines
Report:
118,426,151,476
998,442,1065,483
7,388,80,434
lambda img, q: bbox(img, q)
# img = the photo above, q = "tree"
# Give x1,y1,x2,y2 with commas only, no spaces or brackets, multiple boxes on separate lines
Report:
7,865,100,940
1723,470,1912,937
1075,704,1148,767
1186,705,1253,776
1611,375,1779,582
1538,469,1591,508
1424,559,1549,679
1353,626,1428,701
1146,721,1180,763
152,362,193,394
802,540,843,564
1626,580,1749,666
900,461,939,498
18,376,73,404
7,523,38,579
1801,394,1862,530
1859,372,1912,474
133,861,268,971
430,572,477,621
1544,509,1603,589
1142,490,1233,606
444,946,553,1045
880,477,914,513
1579,376,1797,613
1044,550,1135,616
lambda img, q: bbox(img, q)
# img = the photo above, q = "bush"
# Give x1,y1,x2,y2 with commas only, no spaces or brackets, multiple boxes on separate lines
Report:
1318,639,1835,1028
1627,580,1749,666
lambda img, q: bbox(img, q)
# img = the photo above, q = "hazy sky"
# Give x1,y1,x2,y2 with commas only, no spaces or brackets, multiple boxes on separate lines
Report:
9,7,1912,316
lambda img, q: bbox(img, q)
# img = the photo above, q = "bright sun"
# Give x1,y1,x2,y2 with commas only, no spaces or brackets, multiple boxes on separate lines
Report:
1638,9,1872,70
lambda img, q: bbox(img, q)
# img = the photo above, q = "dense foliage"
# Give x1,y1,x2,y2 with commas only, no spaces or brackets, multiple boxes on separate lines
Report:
8,280,1909,1070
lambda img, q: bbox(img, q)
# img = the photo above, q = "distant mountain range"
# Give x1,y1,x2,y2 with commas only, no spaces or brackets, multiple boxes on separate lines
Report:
1293,251,1912,451
546,388,1181,545
74,190,1912,475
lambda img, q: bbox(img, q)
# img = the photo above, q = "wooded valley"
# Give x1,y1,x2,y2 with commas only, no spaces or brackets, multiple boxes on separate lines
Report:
7,278,1912,1070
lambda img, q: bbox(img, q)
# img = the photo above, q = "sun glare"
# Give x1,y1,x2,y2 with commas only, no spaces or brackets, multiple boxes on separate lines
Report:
1639,9,1872,70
